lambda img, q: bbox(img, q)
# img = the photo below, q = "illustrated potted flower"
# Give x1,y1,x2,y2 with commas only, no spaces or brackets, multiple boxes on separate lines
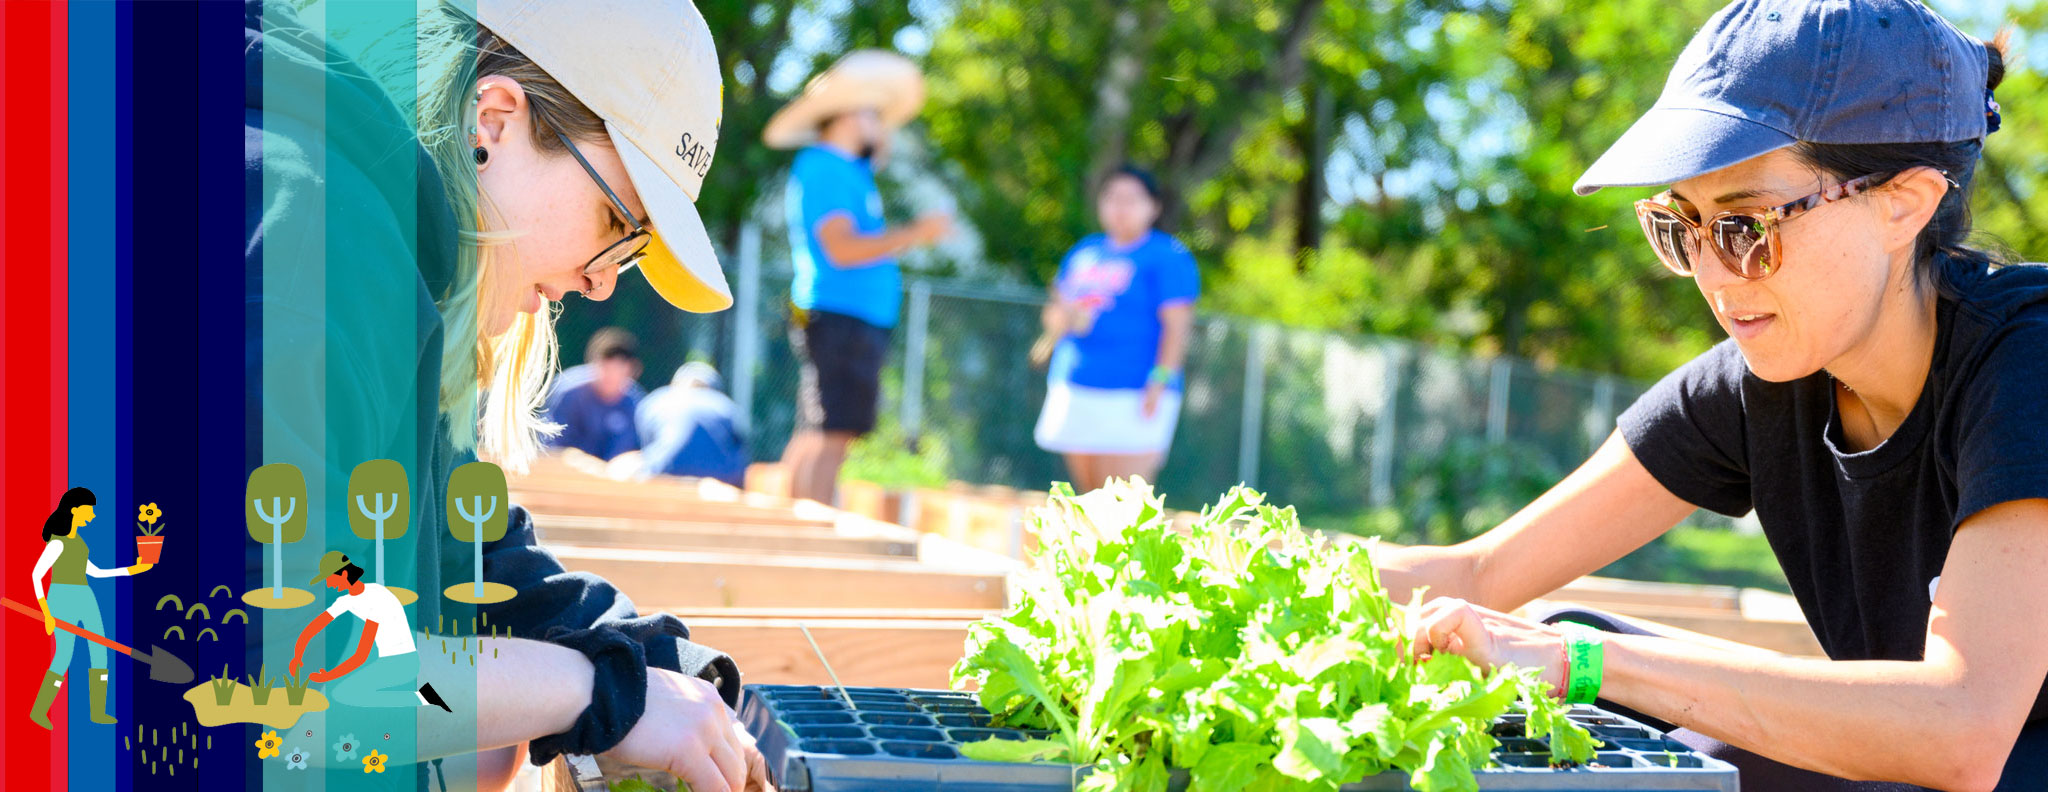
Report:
285,746,309,771
135,503,166,565
333,733,360,765
362,749,388,774
254,730,281,759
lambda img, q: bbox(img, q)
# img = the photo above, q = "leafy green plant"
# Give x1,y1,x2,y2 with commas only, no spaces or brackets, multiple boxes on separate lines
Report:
841,421,953,492
246,664,274,706
208,665,237,706
951,481,1596,792
282,671,310,706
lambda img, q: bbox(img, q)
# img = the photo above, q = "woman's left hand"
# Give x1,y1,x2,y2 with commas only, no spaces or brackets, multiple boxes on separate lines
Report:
128,563,154,575
1141,381,1165,418
1408,597,1570,696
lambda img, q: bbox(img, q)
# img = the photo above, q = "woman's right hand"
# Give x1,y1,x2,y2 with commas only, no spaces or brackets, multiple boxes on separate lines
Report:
604,668,774,792
39,599,54,635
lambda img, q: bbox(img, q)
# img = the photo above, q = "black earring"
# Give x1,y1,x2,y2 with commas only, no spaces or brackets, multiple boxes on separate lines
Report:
473,146,489,165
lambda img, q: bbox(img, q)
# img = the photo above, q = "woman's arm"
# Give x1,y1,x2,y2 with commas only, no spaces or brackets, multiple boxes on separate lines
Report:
1411,498,2048,791
816,212,948,269
84,560,149,578
421,635,761,792
1152,302,1193,375
1376,431,1697,609
31,540,60,600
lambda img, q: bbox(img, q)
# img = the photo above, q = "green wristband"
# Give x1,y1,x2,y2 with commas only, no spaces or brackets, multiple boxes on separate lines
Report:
1148,365,1178,385
1564,626,1605,705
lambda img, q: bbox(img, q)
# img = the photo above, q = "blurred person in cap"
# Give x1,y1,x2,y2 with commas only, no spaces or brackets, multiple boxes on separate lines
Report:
763,50,953,505
244,0,771,788
636,361,749,486
545,327,648,472
1374,1,2047,788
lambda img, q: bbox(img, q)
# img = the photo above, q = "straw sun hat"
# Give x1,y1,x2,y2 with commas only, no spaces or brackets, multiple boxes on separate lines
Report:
761,50,926,150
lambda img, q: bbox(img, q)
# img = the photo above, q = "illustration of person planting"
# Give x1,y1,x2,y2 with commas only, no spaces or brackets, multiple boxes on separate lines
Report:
288,551,452,714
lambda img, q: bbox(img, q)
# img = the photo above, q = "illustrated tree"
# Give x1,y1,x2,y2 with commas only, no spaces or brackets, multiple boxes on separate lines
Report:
444,461,514,604
244,463,309,607
347,459,413,603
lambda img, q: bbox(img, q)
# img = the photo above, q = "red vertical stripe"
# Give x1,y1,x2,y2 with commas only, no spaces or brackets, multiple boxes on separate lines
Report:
0,2,69,789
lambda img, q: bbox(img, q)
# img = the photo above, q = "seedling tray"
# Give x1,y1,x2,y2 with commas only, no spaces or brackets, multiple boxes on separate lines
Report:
740,684,1738,791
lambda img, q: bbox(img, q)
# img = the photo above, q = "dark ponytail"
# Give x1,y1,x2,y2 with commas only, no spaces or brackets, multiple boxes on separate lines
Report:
43,487,96,542
1790,32,2014,291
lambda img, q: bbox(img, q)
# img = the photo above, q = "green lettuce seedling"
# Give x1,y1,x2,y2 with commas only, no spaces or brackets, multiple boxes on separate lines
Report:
951,481,1597,792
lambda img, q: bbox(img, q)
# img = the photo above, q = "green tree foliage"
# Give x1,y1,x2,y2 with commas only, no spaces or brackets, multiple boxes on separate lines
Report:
661,0,2043,383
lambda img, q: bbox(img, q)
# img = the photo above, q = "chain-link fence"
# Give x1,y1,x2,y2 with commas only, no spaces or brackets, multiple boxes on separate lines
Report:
558,224,1744,539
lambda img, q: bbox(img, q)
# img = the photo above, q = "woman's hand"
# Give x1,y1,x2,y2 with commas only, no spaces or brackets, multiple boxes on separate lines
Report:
604,668,773,792
127,563,153,575
1407,597,1569,696
39,598,54,635
1141,381,1165,418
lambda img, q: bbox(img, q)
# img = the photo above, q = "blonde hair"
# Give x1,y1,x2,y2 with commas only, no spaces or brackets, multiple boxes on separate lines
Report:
413,3,610,470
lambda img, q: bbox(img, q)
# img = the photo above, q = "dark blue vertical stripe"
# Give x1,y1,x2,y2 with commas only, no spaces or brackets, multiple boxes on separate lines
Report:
121,1,252,788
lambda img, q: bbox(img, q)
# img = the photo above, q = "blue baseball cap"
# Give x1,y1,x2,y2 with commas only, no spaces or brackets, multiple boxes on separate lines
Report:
1575,0,1989,196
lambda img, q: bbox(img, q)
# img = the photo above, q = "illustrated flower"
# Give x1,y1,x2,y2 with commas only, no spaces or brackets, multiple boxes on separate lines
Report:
254,730,281,759
285,746,308,770
137,503,161,524
363,749,388,774
333,733,360,764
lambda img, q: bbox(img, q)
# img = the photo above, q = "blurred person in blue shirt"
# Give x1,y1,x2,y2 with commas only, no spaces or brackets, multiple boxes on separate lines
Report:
761,50,952,504
1032,166,1198,491
637,362,749,486
545,327,646,467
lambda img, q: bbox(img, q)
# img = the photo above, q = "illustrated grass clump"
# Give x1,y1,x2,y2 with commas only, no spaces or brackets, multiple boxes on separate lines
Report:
282,671,310,706
208,665,237,706
245,664,274,706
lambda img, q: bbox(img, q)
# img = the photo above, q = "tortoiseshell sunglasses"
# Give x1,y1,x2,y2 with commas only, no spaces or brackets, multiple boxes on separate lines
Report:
1634,173,1883,280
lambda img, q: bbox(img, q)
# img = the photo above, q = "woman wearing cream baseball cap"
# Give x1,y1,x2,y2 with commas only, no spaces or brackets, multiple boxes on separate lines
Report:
245,1,768,790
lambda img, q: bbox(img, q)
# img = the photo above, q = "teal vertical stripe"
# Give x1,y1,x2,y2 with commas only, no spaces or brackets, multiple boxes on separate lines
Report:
67,1,118,787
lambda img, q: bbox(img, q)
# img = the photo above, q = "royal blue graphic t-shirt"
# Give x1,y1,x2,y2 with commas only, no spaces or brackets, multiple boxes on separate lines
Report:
1049,230,1200,390
786,144,901,329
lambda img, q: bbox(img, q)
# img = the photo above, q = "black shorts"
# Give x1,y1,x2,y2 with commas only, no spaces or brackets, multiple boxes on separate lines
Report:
790,308,892,436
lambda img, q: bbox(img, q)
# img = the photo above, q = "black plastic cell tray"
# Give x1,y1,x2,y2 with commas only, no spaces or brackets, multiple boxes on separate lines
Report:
739,684,1739,791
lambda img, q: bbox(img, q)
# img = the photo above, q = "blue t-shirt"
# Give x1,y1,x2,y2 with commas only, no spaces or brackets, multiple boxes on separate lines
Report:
787,145,901,328
1049,230,1200,390
544,363,645,460
636,385,749,487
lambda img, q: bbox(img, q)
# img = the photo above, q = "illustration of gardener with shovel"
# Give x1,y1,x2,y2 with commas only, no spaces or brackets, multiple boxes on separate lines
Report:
25,487,156,728
288,551,451,714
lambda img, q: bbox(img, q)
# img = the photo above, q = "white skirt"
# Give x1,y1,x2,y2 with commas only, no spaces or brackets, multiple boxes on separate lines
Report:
1034,381,1182,455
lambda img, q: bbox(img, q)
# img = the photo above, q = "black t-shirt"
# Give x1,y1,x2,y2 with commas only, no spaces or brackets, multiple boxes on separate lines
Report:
1620,255,2048,724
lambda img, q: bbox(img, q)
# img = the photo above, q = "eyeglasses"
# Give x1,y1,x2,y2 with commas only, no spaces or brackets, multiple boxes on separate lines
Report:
557,132,651,277
1634,173,1884,281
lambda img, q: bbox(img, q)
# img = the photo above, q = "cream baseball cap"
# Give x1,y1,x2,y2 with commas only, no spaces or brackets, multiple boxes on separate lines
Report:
474,0,732,312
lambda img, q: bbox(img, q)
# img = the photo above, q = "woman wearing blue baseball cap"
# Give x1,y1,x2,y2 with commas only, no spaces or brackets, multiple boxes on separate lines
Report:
1376,1,2046,789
